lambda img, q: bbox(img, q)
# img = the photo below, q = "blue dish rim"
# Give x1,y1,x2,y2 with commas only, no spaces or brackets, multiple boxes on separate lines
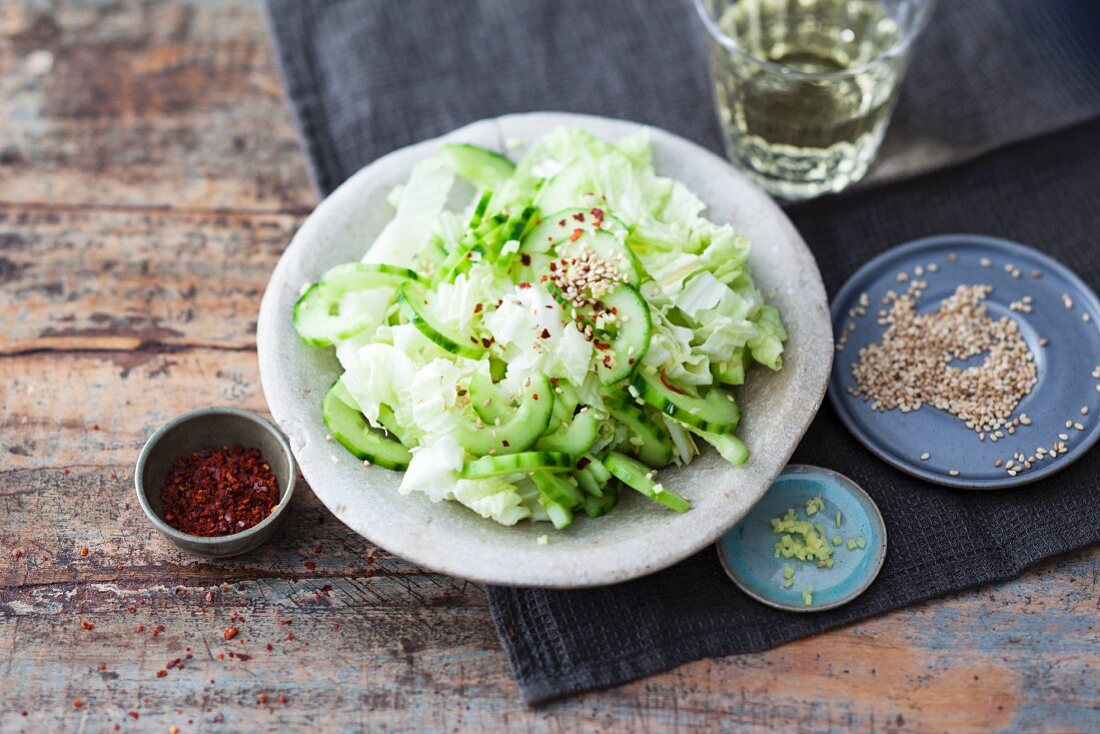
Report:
827,233,1100,490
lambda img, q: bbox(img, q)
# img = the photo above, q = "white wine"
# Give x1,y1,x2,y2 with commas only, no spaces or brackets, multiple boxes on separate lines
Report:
700,0,913,200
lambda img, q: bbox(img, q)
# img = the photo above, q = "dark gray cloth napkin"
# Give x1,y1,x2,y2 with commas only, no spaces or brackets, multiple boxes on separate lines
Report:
265,0,1100,704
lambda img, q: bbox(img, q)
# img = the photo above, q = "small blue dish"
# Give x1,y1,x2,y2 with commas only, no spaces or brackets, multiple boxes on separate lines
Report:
717,465,886,612
829,234,1100,489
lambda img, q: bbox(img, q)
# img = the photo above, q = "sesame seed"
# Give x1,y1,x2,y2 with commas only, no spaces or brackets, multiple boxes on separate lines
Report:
948,469,960,477
1074,422,1085,431
980,258,991,267
1062,293,1074,309
948,252,958,262
920,452,930,461
1008,470,1018,476
994,459,1003,467
927,263,939,273
1081,407,1089,415
1066,420,1074,428
1085,313,1092,323
1059,433,1069,441
1032,269,1042,278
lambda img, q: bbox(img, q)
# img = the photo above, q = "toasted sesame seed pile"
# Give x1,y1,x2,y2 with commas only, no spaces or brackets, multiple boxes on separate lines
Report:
850,284,1037,436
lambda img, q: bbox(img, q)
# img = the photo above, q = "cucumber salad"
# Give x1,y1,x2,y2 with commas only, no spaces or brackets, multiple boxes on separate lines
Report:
292,128,786,530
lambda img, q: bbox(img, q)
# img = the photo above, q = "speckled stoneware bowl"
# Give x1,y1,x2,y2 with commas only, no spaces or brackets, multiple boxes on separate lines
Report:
135,407,297,558
257,112,832,587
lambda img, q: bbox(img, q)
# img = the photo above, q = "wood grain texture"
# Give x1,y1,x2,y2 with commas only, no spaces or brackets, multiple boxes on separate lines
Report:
1,1,1097,732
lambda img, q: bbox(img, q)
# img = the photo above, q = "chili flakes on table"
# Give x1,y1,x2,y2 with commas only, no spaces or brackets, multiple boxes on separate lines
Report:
161,446,278,536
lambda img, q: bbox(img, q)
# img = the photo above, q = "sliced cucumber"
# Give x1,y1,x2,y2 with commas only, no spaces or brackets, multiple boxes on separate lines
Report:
690,428,749,466
583,481,619,519
456,374,554,455
606,397,673,467
604,451,690,513
322,382,411,470
535,408,600,455
441,144,515,191
562,230,642,286
468,191,492,229
549,382,579,425
524,207,629,251
712,347,747,386
293,282,376,346
595,284,652,385
531,471,584,508
469,370,509,423
461,451,572,479
320,262,425,291
397,281,485,359
573,469,603,498
583,455,612,484
632,373,741,433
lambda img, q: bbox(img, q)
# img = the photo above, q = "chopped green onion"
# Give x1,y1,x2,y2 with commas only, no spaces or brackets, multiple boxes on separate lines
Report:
835,511,842,528
782,565,794,579
832,535,843,546
802,589,813,606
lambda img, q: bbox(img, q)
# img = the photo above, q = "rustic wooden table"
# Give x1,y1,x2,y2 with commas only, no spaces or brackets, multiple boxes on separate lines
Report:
1,2,1097,732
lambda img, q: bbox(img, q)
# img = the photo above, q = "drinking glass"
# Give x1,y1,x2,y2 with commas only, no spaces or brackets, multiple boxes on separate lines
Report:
695,0,936,200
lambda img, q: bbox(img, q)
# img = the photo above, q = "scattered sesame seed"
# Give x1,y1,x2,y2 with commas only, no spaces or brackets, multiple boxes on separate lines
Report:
1031,269,1042,278
948,469,960,477
927,263,939,273
980,258,991,267
948,252,958,262
1062,293,1074,309
1008,470,1018,477
1074,422,1085,431
994,459,1003,467
1082,407,1089,415
920,452,930,461
1059,433,1069,441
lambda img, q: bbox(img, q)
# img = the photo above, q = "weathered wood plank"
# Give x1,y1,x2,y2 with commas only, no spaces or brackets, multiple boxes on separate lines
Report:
0,205,298,353
0,0,316,214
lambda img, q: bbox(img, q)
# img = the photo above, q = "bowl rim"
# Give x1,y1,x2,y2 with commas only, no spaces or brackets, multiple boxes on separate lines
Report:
134,406,297,547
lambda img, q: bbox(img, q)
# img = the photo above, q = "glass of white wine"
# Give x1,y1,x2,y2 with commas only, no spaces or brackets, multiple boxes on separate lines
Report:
695,0,935,200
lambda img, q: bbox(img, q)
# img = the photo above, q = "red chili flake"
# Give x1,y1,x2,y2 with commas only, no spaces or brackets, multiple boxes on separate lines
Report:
125,605,136,614
259,694,268,704
532,393,539,401
98,663,107,671
223,627,239,640
572,213,585,222
501,440,510,448
602,355,613,369
20,710,27,717
213,713,224,723
166,658,182,670
170,726,180,734
321,584,333,593
520,253,532,266
150,624,164,637
135,625,145,633
72,700,82,709
548,261,557,272
285,632,295,641
80,547,89,557
366,568,375,578
160,445,278,537
591,207,605,222
110,473,118,480
204,591,215,603
303,561,317,571
557,219,566,227
469,336,479,345
278,695,287,704
548,377,559,385
518,281,532,289
235,653,252,661
576,457,592,470
128,711,140,719
506,625,516,637
155,670,167,678
266,643,273,652
217,653,224,660
279,619,293,626
481,337,493,348
569,228,584,242
659,370,687,395
628,357,636,365
81,620,94,630
473,302,483,314
593,341,611,351
63,469,70,476
13,550,22,561
540,328,551,339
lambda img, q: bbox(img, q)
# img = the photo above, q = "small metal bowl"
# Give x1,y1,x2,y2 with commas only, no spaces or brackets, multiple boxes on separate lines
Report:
135,407,297,558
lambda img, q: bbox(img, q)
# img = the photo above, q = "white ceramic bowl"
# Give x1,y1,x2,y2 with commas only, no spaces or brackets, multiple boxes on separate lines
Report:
257,112,832,587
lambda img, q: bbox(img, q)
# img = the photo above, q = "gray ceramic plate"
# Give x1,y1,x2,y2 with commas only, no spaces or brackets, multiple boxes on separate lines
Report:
256,112,832,587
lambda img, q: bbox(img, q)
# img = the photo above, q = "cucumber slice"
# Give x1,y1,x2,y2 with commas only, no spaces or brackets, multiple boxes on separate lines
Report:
535,408,600,455
523,207,628,252
583,455,612,484
469,370,508,423
583,481,619,519
604,451,690,513
532,472,581,529
441,144,515,191
550,382,579,425
573,469,603,498
531,471,584,508
606,397,673,467
293,282,376,346
713,347,747,386
461,451,572,479
397,281,485,359
690,428,749,466
322,382,412,470
456,374,554,455
468,191,492,229
594,284,652,385
631,373,741,433
562,231,642,286
320,263,425,291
